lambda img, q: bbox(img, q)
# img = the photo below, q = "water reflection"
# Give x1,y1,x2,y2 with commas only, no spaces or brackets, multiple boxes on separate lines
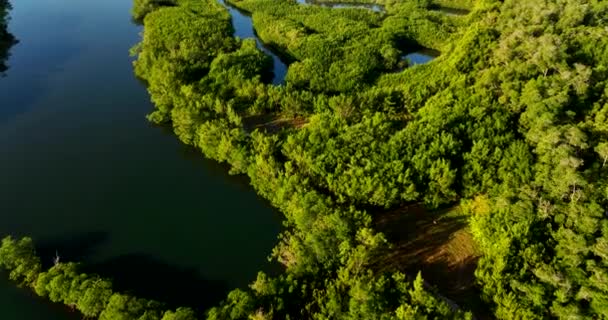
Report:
0,0,16,75
403,48,440,65
0,0,281,318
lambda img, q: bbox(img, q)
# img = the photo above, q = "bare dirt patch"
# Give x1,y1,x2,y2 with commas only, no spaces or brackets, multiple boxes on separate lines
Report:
373,204,491,318
243,114,308,134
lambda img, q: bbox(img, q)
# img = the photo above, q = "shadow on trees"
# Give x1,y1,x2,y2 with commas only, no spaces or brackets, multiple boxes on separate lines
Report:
423,256,492,319
85,253,229,313
372,207,468,275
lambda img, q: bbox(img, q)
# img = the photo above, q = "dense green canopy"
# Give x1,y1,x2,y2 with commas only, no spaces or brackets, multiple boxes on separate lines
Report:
132,0,608,317
2,0,607,318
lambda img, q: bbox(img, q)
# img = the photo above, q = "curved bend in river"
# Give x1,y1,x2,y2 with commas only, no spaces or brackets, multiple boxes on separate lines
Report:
0,0,280,318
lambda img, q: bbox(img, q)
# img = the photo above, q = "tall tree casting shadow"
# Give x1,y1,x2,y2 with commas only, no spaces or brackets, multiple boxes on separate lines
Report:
85,253,229,313
35,231,229,313
36,231,110,268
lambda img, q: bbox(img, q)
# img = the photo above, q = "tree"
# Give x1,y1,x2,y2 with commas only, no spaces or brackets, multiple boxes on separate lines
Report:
99,293,149,320
161,308,197,320
0,236,42,286
76,278,114,317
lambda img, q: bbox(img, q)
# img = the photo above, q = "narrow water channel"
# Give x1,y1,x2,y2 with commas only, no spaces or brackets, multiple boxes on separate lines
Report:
219,0,288,84
0,0,444,316
0,0,280,318
222,0,438,80
293,0,438,66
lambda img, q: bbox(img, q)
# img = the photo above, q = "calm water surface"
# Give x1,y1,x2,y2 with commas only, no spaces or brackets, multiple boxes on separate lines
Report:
0,0,280,318
403,48,440,65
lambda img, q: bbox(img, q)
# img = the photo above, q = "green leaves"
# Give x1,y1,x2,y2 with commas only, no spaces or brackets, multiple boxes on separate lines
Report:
0,237,203,319
76,278,114,317
161,308,198,320
132,0,177,22
0,236,41,286
129,0,608,318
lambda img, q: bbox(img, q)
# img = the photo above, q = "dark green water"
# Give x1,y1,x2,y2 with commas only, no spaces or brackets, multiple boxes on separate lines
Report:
0,0,280,318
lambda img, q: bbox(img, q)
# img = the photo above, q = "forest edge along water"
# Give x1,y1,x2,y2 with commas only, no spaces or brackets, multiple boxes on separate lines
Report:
237,0,439,78
218,0,288,84
219,0,439,81
0,0,280,318
5,0,603,318
0,0,450,318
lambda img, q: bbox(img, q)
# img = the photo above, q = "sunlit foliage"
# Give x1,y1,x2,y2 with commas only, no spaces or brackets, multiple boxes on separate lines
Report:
3,0,607,318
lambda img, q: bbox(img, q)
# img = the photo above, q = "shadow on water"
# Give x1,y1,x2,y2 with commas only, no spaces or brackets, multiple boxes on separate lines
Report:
153,121,279,203
36,231,110,268
0,275,82,320
154,122,287,231
35,231,229,313
85,253,229,313
153,123,256,191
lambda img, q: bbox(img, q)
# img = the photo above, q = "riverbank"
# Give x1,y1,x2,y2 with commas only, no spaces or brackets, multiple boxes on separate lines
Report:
9,0,605,318
127,0,482,318
0,0,281,318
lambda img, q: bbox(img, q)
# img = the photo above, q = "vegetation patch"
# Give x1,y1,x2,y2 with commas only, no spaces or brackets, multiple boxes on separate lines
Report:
3,0,608,318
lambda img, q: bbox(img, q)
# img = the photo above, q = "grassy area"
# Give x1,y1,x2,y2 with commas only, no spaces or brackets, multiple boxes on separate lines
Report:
373,204,490,317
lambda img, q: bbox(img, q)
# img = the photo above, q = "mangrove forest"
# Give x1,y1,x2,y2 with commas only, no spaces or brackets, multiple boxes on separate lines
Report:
1,0,608,318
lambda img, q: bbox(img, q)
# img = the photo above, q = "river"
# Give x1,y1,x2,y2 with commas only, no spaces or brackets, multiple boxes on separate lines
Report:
0,0,280,318
219,0,288,84
293,0,438,65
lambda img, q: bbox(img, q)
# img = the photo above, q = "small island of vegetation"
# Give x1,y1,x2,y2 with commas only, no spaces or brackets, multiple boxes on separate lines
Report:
1,0,608,319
